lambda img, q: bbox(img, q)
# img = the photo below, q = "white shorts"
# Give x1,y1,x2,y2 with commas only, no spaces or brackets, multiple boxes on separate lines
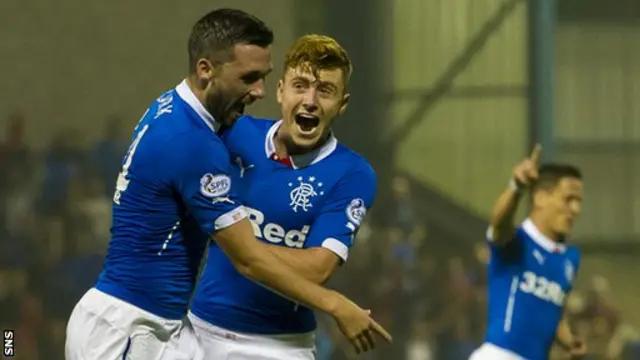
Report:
187,312,316,360
65,288,203,360
469,343,526,360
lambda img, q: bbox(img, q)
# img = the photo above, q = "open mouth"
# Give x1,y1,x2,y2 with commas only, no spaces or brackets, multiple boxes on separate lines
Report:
294,113,320,134
225,103,245,123
233,103,245,116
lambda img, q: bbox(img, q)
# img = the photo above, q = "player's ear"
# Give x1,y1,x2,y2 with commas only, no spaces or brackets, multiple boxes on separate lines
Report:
195,58,218,82
532,190,547,209
338,92,350,116
276,79,284,104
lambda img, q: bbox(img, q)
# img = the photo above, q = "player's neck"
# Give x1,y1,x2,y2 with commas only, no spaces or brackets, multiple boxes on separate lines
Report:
529,214,561,242
185,76,208,109
273,138,288,159
273,130,330,158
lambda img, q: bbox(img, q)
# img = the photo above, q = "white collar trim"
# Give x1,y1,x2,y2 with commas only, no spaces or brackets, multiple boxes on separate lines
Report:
175,79,217,132
522,218,567,253
264,120,337,169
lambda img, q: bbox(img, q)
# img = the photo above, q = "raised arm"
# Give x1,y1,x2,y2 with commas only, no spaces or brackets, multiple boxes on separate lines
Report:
489,145,541,245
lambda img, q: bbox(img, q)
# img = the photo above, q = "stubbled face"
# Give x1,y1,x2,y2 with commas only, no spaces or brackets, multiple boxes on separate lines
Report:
533,177,583,237
276,66,349,154
197,44,272,126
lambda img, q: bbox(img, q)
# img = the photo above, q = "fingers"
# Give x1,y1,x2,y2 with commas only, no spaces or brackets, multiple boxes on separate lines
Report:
514,164,536,185
362,329,376,349
341,307,392,354
370,320,393,342
351,335,366,354
351,331,375,354
514,144,542,185
349,319,392,354
530,144,542,164
526,161,539,181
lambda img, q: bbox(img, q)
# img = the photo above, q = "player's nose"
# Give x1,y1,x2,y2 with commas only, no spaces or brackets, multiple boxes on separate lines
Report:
302,102,318,113
250,79,266,100
572,203,581,215
302,87,320,104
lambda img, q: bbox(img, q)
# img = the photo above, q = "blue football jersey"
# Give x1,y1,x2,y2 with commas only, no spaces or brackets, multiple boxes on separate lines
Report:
95,80,247,320
190,115,377,335
484,219,581,360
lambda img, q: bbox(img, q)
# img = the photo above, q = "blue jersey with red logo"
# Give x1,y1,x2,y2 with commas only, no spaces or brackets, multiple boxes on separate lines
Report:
190,115,377,334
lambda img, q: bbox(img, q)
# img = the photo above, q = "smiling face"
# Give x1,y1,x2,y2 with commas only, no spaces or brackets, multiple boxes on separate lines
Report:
533,177,583,237
274,34,352,155
530,164,584,240
276,65,349,153
196,43,273,126
187,8,274,126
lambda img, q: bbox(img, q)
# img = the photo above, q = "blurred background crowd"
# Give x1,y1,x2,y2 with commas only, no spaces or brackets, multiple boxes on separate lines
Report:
1,0,640,359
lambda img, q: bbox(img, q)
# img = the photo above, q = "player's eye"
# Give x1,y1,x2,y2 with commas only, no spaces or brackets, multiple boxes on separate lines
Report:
317,84,338,97
241,72,264,85
243,76,261,85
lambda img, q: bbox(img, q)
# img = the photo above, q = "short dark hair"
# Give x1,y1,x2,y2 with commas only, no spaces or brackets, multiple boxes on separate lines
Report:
188,8,274,72
532,163,583,193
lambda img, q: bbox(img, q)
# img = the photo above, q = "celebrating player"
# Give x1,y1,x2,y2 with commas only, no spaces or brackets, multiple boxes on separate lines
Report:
186,34,376,359
65,10,389,360
470,145,587,360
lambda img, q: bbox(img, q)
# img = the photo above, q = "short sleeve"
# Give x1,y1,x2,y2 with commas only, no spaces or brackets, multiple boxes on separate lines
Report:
166,133,247,234
487,227,525,267
304,165,377,262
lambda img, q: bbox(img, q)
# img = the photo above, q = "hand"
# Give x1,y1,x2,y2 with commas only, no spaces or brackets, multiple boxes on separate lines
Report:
568,338,587,359
331,293,392,354
512,144,542,188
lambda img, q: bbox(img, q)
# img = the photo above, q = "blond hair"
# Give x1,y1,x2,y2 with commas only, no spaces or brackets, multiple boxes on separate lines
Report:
283,34,352,84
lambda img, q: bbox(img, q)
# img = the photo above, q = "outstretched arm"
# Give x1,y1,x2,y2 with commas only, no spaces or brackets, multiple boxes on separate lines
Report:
489,145,541,245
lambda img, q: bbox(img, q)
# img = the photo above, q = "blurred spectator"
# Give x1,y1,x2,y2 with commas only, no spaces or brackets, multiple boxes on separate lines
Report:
92,115,128,196
2,165,35,238
573,276,621,358
608,324,640,360
66,175,111,250
0,112,32,183
406,320,435,360
468,242,489,289
40,128,88,214
390,175,418,235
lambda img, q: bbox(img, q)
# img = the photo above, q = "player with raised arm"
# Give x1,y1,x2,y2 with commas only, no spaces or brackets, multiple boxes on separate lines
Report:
65,10,390,360
470,145,588,360
186,34,376,359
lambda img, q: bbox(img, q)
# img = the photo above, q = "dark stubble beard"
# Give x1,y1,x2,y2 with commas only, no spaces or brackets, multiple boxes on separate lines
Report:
205,83,235,126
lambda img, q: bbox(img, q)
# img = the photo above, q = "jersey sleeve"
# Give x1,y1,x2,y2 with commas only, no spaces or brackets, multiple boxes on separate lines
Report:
166,133,247,234
487,227,525,266
304,165,377,262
